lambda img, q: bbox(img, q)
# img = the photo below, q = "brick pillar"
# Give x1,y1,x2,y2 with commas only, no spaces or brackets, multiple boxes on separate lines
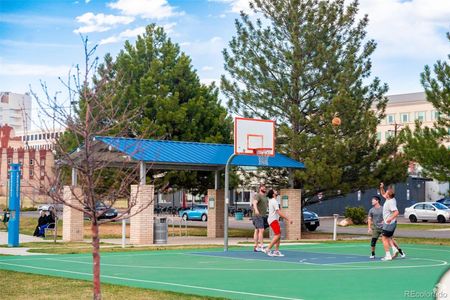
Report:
129,185,154,245
62,186,84,242
207,189,224,238
280,189,302,240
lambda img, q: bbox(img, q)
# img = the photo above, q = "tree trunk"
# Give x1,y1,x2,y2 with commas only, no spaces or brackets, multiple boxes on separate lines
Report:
91,219,102,300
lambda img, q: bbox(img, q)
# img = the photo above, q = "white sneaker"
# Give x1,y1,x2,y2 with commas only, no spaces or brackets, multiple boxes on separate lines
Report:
392,249,399,259
400,251,406,258
254,246,262,252
262,247,269,254
272,250,285,257
381,256,392,261
370,254,375,259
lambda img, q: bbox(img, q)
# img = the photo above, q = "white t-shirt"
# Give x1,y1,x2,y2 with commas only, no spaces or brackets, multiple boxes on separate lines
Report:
268,198,280,225
383,197,398,223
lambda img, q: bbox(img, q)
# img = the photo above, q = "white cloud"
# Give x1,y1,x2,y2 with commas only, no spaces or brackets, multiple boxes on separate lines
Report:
162,22,177,34
108,0,183,19
357,0,450,59
210,36,222,43
99,26,146,45
0,61,70,77
74,12,134,34
179,42,191,47
200,78,219,85
202,66,214,71
211,0,252,14
99,36,120,45
85,0,91,3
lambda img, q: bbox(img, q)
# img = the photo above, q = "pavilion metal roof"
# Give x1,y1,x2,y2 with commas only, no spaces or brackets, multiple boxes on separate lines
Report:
86,136,305,171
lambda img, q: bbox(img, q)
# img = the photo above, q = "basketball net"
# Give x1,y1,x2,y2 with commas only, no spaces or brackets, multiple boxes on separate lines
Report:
255,149,270,166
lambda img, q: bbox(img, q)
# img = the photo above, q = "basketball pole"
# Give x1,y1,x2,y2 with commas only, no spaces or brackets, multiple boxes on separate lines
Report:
224,153,236,252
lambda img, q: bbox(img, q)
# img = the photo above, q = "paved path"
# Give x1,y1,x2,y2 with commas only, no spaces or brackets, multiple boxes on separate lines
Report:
0,231,50,255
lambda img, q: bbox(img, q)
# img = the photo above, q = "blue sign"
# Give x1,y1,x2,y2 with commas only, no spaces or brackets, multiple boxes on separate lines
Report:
8,164,21,247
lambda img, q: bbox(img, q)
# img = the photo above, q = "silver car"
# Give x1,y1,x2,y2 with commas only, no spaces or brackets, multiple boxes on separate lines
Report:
404,202,450,223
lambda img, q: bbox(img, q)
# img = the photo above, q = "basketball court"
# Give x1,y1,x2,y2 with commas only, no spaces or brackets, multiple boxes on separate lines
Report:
0,242,448,299
4,118,447,299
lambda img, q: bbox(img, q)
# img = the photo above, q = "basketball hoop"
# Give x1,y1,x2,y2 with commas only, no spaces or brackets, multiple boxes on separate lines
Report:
254,148,271,166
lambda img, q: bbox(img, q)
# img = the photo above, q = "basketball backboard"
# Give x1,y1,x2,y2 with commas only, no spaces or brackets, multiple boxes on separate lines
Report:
234,117,275,156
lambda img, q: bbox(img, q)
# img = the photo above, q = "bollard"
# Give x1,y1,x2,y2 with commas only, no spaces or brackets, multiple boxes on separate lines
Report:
333,214,339,241
122,219,126,248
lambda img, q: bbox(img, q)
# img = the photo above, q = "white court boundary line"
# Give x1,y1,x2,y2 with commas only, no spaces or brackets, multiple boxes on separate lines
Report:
180,253,448,271
19,255,448,272
2,243,448,263
0,261,302,300
1,243,449,263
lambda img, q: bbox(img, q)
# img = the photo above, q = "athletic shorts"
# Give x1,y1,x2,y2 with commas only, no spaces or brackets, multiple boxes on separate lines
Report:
252,215,265,229
372,227,383,239
270,220,281,235
382,222,397,237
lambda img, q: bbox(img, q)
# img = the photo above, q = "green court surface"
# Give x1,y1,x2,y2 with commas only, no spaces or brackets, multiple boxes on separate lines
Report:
0,242,448,300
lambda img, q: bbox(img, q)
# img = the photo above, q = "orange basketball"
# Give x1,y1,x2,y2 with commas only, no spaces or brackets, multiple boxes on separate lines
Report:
332,117,341,126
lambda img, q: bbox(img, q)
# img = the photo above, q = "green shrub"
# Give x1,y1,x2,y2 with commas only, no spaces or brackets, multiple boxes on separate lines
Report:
344,206,367,225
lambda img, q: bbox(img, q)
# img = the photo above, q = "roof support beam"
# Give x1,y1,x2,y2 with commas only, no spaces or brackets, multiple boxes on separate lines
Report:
140,161,146,185
215,171,220,189
224,153,236,251
71,167,77,186
288,168,295,188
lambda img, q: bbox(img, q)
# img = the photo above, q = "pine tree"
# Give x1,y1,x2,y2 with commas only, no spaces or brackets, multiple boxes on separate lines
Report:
68,24,233,193
402,33,450,182
221,0,408,200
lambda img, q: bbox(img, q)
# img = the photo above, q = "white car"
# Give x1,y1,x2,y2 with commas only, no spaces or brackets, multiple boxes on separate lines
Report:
404,202,450,223
37,203,63,212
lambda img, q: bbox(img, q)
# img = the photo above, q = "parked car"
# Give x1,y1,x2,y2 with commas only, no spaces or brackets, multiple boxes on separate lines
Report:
84,202,118,220
37,203,63,212
436,197,450,207
404,202,450,223
179,204,208,222
303,208,320,231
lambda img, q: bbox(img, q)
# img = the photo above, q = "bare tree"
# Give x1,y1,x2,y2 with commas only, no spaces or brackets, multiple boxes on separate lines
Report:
29,37,154,300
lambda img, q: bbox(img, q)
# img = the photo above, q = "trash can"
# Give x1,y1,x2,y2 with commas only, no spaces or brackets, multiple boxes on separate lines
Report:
269,220,286,240
235,212,244,221
154,217,168,244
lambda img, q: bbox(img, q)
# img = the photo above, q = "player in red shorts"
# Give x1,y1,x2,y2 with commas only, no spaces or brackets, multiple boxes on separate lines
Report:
263,189,292,257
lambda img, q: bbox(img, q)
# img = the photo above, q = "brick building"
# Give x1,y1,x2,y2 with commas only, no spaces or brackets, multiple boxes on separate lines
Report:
0,125,55,197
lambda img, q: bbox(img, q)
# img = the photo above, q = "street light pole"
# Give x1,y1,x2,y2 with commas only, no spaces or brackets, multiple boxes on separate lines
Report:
224,153,236,252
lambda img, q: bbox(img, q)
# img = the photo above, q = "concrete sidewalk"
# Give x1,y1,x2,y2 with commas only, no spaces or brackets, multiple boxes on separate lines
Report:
0,231,51,255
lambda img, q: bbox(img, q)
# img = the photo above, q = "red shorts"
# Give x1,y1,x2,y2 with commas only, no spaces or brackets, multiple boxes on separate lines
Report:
270,220,281,235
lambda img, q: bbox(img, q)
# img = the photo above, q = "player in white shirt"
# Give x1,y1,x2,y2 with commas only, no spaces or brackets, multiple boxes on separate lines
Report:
263,189,292,257
380,182,401,261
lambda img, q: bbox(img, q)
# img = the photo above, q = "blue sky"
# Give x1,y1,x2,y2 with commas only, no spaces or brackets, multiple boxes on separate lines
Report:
0,0,449,114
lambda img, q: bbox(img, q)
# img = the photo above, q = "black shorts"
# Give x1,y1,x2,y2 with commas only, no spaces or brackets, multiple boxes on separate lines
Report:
382,230,395,237
382,222,397,237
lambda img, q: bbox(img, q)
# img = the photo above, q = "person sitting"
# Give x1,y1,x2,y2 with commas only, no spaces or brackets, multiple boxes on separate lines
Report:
45,207,56,229
1,209,10,229
33,210,49,237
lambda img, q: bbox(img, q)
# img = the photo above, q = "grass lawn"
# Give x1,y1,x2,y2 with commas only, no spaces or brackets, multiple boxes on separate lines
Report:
0,269,222,300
